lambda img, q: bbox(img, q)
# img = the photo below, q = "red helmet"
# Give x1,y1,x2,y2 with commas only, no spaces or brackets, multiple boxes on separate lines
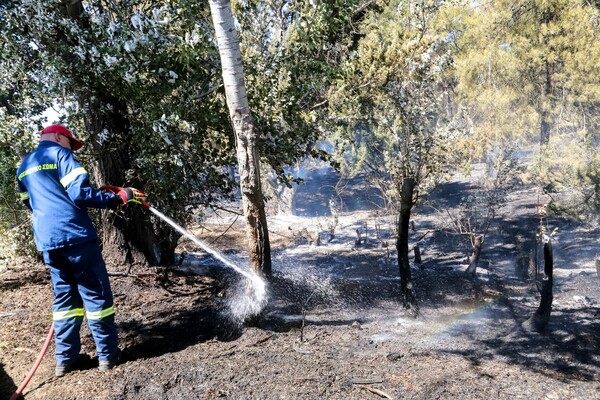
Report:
41,124,83,151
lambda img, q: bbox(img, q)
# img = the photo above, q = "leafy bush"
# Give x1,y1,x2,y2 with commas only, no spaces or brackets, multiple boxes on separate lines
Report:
0,144,37,264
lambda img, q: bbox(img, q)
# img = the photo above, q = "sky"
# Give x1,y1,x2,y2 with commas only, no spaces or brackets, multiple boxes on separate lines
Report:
42,106,62,125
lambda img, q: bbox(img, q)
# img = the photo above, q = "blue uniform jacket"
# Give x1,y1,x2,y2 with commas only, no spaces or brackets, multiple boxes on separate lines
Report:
16,141,117,251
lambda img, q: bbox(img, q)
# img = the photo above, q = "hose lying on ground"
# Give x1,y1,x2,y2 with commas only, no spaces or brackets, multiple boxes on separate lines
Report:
10,323,54,400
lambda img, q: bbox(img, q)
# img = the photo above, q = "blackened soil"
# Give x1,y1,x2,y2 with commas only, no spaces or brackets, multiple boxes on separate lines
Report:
2,182,600,400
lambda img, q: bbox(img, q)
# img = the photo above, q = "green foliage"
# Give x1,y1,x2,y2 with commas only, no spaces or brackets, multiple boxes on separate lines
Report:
66,1,235,213
328,0,463,210
440,0,600,218
1,1,237,249
0,145,36,263
233,0,361,181
2,0,599,261
527,132,600,219
0,5,54,261
449,0,600,152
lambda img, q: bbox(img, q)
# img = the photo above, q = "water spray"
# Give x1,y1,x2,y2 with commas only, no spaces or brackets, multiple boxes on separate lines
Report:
101,185,267,321
11,188,266,398
99,185,267,322
141,200,267,322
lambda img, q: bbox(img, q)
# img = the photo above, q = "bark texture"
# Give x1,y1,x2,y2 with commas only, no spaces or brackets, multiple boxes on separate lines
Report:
86,103,168,268
465,234,483,275
524,241,553,332
396,177,418,315
57,0,171,268
414,245,422,264
209,0,272,275
539,9,554,146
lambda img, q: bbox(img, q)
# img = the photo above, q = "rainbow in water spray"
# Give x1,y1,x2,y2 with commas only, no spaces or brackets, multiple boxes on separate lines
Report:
147,206,268,322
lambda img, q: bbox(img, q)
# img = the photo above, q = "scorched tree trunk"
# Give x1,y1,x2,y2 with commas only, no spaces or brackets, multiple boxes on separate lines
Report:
465,234,483,276
396,177,419,315
524,240,553,332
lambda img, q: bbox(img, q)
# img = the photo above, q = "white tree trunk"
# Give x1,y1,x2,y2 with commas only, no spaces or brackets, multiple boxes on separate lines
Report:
209,0,272,275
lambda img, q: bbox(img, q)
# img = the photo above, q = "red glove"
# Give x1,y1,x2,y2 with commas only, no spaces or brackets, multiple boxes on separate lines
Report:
116,187,146,205
100,185,146,206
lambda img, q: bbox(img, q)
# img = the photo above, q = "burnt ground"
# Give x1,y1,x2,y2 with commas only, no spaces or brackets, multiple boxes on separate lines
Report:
1,169,600,400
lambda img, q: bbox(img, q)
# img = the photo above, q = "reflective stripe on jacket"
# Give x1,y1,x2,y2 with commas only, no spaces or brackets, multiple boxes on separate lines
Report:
16,141,117,250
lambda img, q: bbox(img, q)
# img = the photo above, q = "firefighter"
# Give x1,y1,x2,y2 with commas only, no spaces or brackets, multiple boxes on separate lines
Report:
16,124,145,377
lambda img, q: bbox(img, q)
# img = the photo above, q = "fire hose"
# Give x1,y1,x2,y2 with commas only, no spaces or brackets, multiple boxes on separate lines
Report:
11,185,259,399
9,323,54,400
10,185,131,399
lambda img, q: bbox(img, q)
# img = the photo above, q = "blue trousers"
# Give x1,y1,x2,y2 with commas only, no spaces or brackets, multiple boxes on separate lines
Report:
43,239,118,365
